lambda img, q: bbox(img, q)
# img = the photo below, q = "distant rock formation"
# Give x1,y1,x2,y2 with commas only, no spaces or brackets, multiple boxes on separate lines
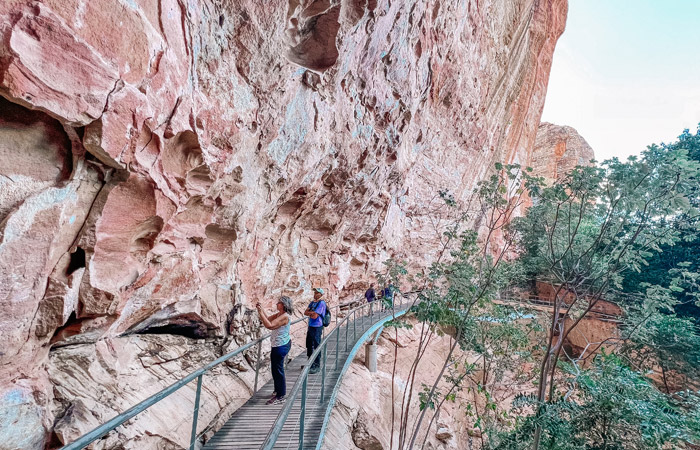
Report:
0,0,567,447
530,122,596,181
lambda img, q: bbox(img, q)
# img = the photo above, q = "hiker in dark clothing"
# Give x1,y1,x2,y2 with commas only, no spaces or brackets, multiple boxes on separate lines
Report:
381,284,396,310
304,287,327,374
365,284,376,303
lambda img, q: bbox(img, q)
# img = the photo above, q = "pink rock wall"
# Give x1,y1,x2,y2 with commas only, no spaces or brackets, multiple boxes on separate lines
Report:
0,0,567,447
530,122,596,181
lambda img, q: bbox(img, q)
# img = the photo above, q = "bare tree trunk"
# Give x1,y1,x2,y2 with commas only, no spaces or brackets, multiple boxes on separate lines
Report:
407,329,462,450
390,326,398,450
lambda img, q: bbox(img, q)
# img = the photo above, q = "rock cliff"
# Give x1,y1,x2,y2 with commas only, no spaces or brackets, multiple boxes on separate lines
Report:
0,0,567,447
530,122,596,181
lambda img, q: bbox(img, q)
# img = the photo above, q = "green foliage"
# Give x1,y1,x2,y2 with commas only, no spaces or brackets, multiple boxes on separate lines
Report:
496,354,700,450
621,284,700,389
510,129,700,450
621,126,700,321
377,139,700,450
514,142,700,298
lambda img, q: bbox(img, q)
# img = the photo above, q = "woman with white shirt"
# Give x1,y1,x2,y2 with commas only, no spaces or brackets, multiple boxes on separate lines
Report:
256,296,292,405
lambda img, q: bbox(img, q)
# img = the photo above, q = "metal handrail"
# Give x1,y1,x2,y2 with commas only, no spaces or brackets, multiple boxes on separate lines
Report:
261,292,411,450
497,295,622,322
61,298,360,450
314,305,414,450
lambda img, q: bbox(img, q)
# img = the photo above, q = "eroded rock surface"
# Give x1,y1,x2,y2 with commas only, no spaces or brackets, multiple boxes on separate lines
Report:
0,0,567,447
530,122,596,181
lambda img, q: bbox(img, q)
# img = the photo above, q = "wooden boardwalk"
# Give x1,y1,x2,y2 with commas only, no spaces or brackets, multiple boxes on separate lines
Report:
203,306,396,450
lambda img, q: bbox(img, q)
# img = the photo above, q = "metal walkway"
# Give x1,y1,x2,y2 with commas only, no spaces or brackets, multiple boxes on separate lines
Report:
204,350,333,449
61,296,412,450
204,332,348,449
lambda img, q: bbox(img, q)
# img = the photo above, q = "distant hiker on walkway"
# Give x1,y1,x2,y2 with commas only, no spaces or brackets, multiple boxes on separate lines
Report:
256,296,293,405
381,283,396,310
304,287,327,374
365,284,376,303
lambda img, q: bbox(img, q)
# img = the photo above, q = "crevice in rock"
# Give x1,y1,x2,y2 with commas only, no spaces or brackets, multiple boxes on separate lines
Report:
162,130,204,177
341,0,369,26
127,313,219,340
205,223,237,242
65,247,86,276
129,216,164,258
275,187,308,222
0,96,73,219
135,323,210,339
49,312,80,344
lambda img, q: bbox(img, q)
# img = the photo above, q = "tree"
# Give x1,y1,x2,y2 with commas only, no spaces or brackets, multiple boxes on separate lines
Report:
380,164,533,450
512,143,700,450
379,133,700,449
497,353,700,450
621,125,700,321
619,281,700,393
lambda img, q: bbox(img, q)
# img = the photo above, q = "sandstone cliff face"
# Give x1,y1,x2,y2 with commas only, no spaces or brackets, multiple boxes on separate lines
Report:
0,0,567,447
530,122,596,181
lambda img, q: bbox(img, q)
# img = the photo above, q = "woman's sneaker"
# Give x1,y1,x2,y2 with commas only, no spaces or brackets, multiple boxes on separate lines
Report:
268,392,277,401
266,396,285,405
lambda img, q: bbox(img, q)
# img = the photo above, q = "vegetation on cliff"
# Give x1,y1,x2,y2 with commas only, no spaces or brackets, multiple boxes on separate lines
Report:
382,127,700,449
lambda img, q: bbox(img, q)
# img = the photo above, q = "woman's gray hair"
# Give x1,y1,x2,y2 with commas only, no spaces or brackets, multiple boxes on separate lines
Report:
279,296,293,314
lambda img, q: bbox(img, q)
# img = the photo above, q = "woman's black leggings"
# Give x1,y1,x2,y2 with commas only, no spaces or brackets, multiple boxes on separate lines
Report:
270,340,291,397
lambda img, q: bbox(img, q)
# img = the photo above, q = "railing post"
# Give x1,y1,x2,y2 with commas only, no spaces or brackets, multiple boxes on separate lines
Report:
345,317,349,351
189,374,203,450
320,344,327,402
253,340,262,393
353,310,357,341
299,377,308,450
335,326,340,370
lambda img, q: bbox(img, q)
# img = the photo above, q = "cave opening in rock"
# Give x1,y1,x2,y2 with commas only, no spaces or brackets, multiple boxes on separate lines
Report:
125,310,219,340
132,322,212,340
66,247,86,276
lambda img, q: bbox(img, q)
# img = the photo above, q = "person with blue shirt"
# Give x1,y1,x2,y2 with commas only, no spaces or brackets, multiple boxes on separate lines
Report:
256,296,292,405
304,287,327,374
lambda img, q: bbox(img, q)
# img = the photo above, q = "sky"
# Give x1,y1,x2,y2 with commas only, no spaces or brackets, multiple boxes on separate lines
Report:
541,0,700,161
